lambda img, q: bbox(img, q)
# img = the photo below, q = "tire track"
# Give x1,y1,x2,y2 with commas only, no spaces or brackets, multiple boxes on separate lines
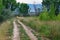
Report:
17,20,38,40
12,21,20,40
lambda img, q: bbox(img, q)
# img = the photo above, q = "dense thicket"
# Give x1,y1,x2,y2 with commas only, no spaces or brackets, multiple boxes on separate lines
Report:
39,0,60,21
0,0,4,22
0,0,29,22
42,0,60,16
2,0,17,11
0,0,17,22
19,3,29,16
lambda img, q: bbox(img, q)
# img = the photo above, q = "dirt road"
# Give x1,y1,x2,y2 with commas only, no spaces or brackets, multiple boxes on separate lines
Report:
18,20,38,40
12,21,20,40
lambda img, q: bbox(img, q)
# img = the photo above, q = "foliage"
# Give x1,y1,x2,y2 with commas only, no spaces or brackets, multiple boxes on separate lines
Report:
20,3,29,16
40,0,60,21
39,3,60,21
0,0,17,22
2,0,16,10
0,0,4,15
39,6,50,21
0,0,4,22
56,13,60,20
42,0,60,16
0,15,4,22
49,3,56,20
19,17,60,40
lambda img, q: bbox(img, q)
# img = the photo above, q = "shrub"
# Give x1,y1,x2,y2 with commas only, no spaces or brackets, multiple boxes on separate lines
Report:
56,13,60,21
39,6,50,21
39,3,58,21
0,15,4,22
49,3,56,20
39,12,50,21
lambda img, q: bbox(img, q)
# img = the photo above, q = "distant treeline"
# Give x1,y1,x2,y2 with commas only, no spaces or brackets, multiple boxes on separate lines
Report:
0,0,29,22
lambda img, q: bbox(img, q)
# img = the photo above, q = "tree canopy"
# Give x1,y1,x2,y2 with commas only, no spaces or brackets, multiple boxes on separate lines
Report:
42,0,60,16
0,0,4,22
0,0,4,14
2,0,16,10
20,3,29,16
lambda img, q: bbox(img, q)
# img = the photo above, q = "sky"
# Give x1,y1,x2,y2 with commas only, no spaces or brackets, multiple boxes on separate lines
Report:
16,0,42,12
28,4,42,12
16,0,42,4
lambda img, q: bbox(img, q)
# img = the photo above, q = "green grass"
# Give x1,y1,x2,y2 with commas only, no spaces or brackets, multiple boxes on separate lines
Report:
18,17,60,40
17,23,30,40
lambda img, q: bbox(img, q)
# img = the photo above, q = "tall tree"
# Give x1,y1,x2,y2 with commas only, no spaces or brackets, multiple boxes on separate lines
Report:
0,0,4,22
20,3,29,16
42,0,60,16
2,0,16,10
0,0,4,14
49,3,55,19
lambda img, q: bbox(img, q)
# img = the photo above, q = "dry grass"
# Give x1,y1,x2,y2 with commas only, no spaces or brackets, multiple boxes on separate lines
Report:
18,17,60,26
18,17,60,40
0,20,13,40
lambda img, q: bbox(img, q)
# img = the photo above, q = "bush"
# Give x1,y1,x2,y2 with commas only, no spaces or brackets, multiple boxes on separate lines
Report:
0,15,4,22
39,6,50,21
39,3,58,21
39,12,50,21
56,14,60,21
49,3,56,20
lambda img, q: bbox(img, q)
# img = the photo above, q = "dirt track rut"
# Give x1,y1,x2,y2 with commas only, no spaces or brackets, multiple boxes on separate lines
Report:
18,20,38,40
12,21,20,40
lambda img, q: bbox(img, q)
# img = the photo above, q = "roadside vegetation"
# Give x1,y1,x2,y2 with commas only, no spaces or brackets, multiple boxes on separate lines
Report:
0,0,60,40
0,19,13,40
18,17,60,40
17,22,30,40
0,0,29,23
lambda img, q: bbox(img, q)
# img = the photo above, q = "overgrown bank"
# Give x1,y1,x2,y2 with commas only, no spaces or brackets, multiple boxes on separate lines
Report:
0,19,13,40
18,17,60,40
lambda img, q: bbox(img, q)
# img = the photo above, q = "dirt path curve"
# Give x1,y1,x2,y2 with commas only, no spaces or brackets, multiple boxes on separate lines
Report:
18,20,38,40
12,21,20,40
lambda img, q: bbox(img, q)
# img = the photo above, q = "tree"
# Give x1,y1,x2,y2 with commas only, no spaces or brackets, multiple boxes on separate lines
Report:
49,3,56,19
42,0,60,16
0,0,4,14
20,3,29,16
39,6,50,20
2,0,16,10
0,0,4,22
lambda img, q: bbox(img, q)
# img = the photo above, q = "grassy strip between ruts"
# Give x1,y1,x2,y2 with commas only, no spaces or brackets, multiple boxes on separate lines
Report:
17,22,30,40
18,17,60,40
0,19,13,40
19,20,42,40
